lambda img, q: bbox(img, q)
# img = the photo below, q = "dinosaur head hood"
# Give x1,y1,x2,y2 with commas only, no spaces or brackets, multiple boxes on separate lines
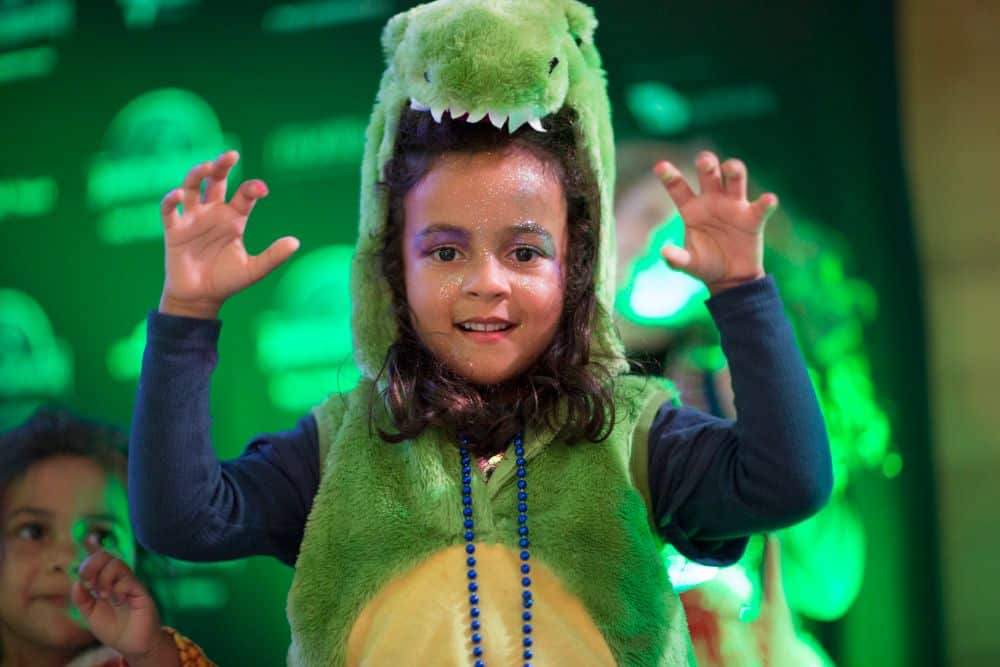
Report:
351,0,626,380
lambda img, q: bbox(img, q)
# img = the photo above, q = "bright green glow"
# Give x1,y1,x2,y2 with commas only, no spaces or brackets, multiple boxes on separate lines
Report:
268,366,362,412
0,176,57,221
662,547,720,592
118,0,200,29
263,116,369,173
167,576,228,610
86,88,238,244
781,496,866,621
0,0,73,49
107,320,146,381
261,0,392,33
256,245,359,411
0,45,57,85
69,475,136,570
625,82,692,136
0,289,73,398
615,213,709,327
882,452,903,478
96,200,165,245
713,563,754,604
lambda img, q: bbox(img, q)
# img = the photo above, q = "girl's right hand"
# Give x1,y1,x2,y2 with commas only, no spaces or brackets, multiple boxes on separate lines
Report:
158,150,300,319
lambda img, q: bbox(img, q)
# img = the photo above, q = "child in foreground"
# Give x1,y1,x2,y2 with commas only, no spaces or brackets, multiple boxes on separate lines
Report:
0,408,212,667
131,1,832,664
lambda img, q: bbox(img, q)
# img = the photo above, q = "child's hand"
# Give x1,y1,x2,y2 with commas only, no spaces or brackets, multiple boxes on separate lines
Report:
158,150,300,319
71,547,178,666
653,151,778,295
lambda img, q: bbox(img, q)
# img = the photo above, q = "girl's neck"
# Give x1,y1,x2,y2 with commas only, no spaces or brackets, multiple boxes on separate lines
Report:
0,628,80,667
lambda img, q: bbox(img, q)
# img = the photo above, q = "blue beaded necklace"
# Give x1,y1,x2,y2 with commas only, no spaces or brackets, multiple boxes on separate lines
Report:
460,432,534,667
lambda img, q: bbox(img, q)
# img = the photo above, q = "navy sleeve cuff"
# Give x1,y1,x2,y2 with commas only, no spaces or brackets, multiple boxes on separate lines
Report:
705,275,780,323
146,310,222,348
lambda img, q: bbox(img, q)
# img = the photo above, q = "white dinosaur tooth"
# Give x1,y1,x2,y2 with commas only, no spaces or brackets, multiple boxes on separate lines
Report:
449,105,467,120
431,106,445,123
410,99,430,111
528,116,547,133
488,110,507,129
507,108,531,133
466,109,488,123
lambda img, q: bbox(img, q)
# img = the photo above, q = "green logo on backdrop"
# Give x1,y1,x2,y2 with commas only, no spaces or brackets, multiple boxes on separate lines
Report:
0,0,73,85
256,245,359,411
86,88,240,244
0,288,73,399
0,176,56,221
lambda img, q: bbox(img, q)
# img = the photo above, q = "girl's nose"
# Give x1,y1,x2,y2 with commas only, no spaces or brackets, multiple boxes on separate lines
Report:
45,537,76,574
463,255,511,299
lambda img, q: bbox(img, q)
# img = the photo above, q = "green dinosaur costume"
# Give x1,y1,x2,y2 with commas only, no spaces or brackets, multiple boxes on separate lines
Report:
286,1,690,664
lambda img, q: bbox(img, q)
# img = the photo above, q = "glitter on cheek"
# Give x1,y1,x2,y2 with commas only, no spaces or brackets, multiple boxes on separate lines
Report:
438,273,462,299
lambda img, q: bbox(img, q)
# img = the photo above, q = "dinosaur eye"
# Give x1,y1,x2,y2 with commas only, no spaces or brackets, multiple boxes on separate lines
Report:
423,71,430,83
548,57,559,74
573,36,582,46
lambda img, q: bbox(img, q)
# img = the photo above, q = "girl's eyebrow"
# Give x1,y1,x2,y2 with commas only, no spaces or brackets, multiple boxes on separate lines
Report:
6,506,51,520
414,224,469,241
507,222,554,241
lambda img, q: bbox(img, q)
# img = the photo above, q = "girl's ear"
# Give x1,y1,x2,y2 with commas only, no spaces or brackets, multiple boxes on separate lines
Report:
382,11,410,62
562,0,597,45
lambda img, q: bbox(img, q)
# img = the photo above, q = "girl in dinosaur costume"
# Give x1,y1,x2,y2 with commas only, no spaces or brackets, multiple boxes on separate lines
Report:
130,1,832,665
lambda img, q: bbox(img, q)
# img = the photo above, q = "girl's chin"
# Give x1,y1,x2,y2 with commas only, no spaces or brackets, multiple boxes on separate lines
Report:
36,608,94,644
447,363,526,386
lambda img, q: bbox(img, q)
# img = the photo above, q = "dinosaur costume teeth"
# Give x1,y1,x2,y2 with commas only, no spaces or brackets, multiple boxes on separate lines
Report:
410,97,548,133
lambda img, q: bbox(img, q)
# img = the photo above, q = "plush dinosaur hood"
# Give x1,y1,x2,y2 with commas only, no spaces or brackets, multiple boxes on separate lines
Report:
350,0,627,379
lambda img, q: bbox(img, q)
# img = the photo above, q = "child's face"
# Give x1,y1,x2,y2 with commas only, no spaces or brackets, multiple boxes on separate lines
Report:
403,147,568,385
0,455,135,652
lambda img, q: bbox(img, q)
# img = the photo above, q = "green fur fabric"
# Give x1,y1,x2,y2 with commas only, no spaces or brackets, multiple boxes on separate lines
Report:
351,0,627,380
288,376,689,666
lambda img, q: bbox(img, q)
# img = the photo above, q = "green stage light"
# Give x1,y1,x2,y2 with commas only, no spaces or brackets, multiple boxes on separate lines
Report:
615,213,710,328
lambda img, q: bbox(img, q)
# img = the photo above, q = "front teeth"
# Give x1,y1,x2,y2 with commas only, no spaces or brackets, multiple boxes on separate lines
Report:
459,322,511,332
410,98,546,133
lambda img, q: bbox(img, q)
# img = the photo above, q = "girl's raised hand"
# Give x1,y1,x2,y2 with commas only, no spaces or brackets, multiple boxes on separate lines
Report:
71,547,178,666
158,150,300,319
654,151,777,295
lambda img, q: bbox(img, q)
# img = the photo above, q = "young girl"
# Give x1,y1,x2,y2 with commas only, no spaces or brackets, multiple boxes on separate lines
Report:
131,1,831,665
0,408,211,667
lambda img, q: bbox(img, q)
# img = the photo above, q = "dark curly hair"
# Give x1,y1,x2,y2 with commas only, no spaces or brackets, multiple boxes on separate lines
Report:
373,106,616,455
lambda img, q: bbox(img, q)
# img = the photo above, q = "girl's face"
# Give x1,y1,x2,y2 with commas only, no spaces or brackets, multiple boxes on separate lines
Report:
0,455,134,653
403,147,568,385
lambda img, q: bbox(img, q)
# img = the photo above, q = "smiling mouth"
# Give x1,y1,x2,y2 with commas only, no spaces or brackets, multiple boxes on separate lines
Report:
457,322,515,333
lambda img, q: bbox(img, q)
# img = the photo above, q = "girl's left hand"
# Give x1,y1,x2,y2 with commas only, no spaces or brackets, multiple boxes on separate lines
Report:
654,151,778,294
71,547,175,664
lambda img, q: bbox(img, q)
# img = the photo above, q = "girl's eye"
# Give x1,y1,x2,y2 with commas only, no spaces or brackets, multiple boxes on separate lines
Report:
14,523,44,541
433,247,458,262
83,528,117,551
513,247,541,262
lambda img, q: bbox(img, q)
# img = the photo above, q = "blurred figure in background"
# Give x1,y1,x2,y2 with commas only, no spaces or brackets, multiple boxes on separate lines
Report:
615,140,894,666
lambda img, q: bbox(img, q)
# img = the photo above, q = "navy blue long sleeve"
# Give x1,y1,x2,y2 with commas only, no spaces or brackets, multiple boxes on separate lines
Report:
648,276,832,565
129,276,830,567
129,314,319,566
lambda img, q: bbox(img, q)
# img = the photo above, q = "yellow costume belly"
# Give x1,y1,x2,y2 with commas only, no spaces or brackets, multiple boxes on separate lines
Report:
346,543,616,666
